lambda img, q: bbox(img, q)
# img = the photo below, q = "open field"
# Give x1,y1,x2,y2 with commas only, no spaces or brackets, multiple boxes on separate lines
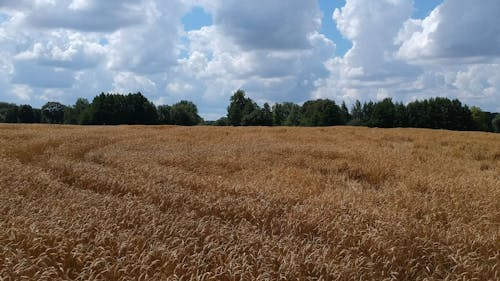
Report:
0,125,499,280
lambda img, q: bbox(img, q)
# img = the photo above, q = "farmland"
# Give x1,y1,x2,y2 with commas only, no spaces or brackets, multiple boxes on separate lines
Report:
0,125,499,280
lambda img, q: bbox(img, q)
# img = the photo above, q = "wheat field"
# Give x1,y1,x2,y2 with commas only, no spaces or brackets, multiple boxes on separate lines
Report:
0,125,498,280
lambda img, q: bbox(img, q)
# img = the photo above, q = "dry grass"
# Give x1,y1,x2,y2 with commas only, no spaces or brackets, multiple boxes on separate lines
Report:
0,124,499,280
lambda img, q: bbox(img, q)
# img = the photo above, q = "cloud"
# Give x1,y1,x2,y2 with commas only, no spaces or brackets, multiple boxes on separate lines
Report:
112,72,157,94
314,0,500,113
23,0,147,32
1,0,499,117
173,23,335,112
0,0,188,108
13,33,106,70
106,1,186,74
314,0,418,103
333,0,415,77
398,0,500,61
11,84,33,101
214,0,321,51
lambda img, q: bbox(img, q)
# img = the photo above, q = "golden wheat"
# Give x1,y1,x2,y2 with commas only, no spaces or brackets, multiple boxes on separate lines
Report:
0,124,498,280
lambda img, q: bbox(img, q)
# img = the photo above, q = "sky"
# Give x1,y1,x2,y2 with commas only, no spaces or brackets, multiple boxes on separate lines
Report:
0,0,499,119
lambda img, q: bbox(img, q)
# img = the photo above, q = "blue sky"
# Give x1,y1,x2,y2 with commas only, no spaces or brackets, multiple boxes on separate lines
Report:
182,6,213,32
1,0,500,119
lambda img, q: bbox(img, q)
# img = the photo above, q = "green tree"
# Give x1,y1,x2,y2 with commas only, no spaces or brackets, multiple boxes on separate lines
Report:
273,102,301,126
240,102,273,126
241,109,263,126
157,105,172,124
492,114,500,133
214,117,230,126
407,100,431,128
73,98,90,125
88,92,158,125
362,101,375,126
227,90,256,126
340,101,350,125
33,108,42,123
300,99,342,127
88,93,114,125
284,103,301,126
125,92,158,125
171,100,202,126
5,105,19,123
470,106,490,131
41,102,66,124
371,98,395,128
272,103,286,126
18,105,35,123
348,100,364,126
0,102,20,123
393,102,408,127
64,107,78,124
261,103,273,126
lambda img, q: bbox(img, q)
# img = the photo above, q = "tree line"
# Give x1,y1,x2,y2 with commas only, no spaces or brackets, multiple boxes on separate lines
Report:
219,90,500,132
1,90,499,132
0,92,201,126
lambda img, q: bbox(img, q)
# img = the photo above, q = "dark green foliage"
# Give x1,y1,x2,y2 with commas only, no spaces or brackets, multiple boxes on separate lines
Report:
261,103,273,126
0,89,496,133
18,105,35,123
300,99,343,127
342,97,480,131
41,102,66,124
72,98,91,125
33,109,42,123
170,100,202,126
406,100,431,128
157,105,172,125
470,106,491,132
348,100,363,126
226,90,275,126
227,90,257,126
5,105,19,123
89,92,158,125
272,102,301,126
127,92,159,125
240,104,272,126
214,117,230,126
362,101,375,126
393,102,409,127
340,101,351,125
241,109,263,126
64,98,90,124
492,114,500,133
404,98,475,131
272,103,286,126
283,103,302,126
0,102,19,123
370,98,395,128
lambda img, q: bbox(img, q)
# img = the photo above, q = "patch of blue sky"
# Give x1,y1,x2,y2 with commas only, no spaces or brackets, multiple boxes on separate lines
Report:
318,0,351,57
0,12,9,23
99,38,109,46
182,6,212,32
412,0,443,19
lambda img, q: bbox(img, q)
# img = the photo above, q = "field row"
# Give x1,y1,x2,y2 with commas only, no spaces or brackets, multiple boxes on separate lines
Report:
0,125,498,280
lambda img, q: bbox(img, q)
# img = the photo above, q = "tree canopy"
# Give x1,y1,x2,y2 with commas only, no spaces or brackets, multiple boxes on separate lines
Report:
0,89,498,133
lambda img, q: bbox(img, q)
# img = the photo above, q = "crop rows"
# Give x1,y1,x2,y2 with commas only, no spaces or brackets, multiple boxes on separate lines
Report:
0,125,498,280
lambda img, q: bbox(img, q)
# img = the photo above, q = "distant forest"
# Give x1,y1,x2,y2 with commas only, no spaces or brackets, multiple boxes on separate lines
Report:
1,90,499,133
